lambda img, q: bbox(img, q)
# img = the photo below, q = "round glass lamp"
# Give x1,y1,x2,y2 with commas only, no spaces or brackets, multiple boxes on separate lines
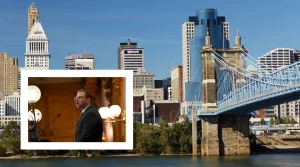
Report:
99,107,110,119
28,85,41,104
109,105,121,119
28,109,42,122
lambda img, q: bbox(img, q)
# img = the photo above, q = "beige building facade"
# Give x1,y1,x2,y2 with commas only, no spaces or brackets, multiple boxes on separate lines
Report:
65,54,94,70
133,69,155,89
171,65,183,103
134,87,164,107
0,53,18,98
28,3,39,35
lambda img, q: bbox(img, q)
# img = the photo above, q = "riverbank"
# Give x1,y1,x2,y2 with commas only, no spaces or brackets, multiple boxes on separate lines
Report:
0,153,197,159
264,145,300,153
1,146,299,159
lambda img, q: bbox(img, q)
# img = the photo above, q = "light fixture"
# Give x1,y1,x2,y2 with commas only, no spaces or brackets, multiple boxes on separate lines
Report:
28,109,42,122
98,105,124,123
109,105,121,119
99,107,110,120
28,85,42,142
28,85,41,104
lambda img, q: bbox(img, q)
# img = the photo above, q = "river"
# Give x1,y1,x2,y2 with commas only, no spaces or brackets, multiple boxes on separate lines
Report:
0,153,299,167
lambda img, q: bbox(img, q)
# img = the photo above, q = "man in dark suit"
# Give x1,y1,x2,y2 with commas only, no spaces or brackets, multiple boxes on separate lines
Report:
74,89,103,142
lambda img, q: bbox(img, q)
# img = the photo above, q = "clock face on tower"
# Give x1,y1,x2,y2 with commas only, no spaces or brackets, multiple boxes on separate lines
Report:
34,31,42,34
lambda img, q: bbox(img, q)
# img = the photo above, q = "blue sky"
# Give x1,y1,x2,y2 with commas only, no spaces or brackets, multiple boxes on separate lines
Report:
0,0,299,79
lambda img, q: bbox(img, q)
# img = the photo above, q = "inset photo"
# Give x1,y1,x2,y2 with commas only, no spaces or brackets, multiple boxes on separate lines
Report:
20,70,133,150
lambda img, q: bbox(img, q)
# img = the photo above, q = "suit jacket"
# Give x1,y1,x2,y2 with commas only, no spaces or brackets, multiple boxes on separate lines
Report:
75,105,103,142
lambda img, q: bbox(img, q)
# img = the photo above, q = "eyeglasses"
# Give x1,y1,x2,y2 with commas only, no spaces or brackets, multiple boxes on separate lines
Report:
74,96,85,101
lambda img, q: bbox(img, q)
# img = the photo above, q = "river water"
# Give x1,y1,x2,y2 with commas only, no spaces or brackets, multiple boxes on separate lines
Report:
0,153,299,167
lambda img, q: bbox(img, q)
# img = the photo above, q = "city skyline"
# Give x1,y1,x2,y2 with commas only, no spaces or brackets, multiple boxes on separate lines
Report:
0,0,300,79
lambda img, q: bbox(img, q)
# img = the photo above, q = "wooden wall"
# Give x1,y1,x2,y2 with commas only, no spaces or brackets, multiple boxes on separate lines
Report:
28,77,126,142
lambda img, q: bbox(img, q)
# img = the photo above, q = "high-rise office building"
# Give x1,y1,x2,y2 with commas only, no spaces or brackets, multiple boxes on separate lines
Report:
171,65,183,103
118,39,137,69
28,3,39,35
182,21,195,100
258,48,295,75
24,13,50,70
0,53,18,97
258,48,300,122
120,48,144,72
0,100,5,117
222,22,230,48
155,78,171,100
184,9,229,102
65,54,94,70
133,68,155,89
5,92,20,116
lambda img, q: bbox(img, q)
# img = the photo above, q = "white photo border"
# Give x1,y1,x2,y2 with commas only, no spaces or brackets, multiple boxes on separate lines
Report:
20,70,133,150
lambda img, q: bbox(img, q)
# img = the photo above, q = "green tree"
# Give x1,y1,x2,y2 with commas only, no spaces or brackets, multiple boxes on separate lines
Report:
260,118,265,125
270,117,275,125
284,117,290,124
135,123,157,154
178,116,192,154
291,118,296,125
159,121,173,154
0,144,6,156
1,121,21,154
275,118,280,125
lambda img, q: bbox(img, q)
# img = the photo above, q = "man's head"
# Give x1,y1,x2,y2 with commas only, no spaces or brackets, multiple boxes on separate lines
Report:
74,89,93,110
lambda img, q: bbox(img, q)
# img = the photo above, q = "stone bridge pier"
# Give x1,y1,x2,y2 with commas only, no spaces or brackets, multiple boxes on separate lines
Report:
200,115,251,156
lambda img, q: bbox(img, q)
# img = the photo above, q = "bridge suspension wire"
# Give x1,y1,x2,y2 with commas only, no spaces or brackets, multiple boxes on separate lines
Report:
211,50,291,86
238,49,300,80
216,49,300,81
210,51,300,107
239,49,280,76
215,50,295,81
172,62,203,123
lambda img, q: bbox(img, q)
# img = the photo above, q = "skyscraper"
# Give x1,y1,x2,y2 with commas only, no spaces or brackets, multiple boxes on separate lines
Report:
171,65,183,103
120,48,144,72
182,20,195,101
24,13,50,70
258,48,300,122
28,3,39,35
0,53,18,97
118,39,137,69
183,9,229,102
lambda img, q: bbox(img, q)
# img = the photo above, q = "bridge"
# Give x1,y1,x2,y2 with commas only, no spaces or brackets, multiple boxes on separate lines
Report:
181,30,300,156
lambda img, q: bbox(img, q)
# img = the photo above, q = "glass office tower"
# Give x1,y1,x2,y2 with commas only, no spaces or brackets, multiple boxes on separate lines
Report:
185,9,228,101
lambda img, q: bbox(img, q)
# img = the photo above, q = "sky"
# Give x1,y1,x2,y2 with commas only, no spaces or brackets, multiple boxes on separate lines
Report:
1,0,300,79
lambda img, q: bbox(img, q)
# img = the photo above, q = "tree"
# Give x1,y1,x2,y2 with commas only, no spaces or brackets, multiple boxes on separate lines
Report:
275,118,280,125
159,121,172,154
1,121,21,154
284,117,290,124
290,118,296,125
135,123,157,154
260,118,265,126
270,117,275,125
0,144,6,156
178,116,192,154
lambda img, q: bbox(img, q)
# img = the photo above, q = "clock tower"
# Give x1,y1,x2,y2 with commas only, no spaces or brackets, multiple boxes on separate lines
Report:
24,13,50,70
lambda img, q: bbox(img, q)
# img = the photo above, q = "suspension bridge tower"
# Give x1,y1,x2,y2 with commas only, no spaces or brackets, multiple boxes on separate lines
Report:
200,29,252,156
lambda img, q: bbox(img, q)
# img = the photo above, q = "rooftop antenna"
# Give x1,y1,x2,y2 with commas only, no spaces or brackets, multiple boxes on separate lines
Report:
127,38,130,45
